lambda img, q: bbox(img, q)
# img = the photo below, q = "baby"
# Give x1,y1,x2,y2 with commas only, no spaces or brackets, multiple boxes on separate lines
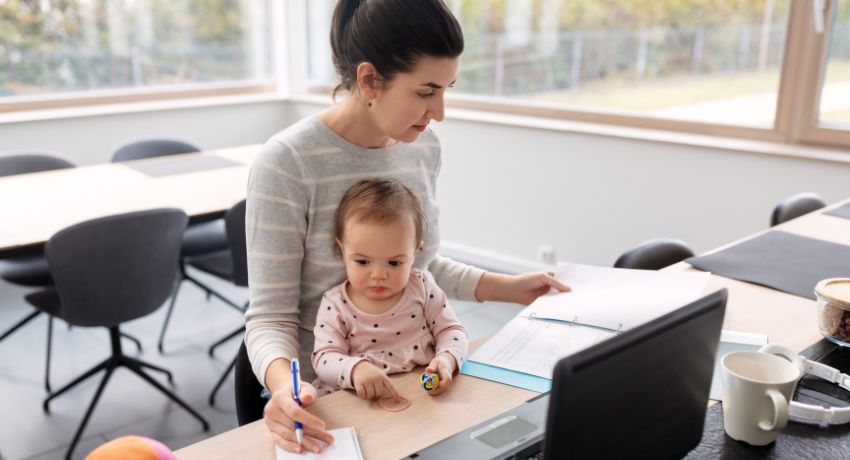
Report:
312,178,468,400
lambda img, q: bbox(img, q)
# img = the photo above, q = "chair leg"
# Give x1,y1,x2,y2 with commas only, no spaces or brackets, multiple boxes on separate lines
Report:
126,356,173,383
120,331,143,353
208,326,244,357
184,272,244,312
209,354,238,406
125,360,210,431
45,316,53,393
43,358,111,412
63,366,115,460
158,275,184,354
0,309,41,342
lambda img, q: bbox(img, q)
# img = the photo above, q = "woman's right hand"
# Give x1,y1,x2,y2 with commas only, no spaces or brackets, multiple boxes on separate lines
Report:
264,381,335,454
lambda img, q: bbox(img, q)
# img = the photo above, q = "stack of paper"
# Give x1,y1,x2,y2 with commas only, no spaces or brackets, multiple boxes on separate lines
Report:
461,263,711,391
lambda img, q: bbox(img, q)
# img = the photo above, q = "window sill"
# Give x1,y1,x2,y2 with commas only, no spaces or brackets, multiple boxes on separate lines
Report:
288,93,850,166
0,92,287,125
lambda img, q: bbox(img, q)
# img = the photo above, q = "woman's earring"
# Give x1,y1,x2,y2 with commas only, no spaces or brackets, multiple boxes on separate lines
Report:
368,101,373,108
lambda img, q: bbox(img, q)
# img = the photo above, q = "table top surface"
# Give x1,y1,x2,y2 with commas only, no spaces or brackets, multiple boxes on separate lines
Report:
0,145,259,255
174,196,850,459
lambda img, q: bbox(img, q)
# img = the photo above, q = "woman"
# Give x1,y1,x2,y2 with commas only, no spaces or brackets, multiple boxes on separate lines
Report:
245,0,569,453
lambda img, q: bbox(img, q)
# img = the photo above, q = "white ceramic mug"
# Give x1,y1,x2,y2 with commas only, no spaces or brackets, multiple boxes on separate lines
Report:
720,351,800,446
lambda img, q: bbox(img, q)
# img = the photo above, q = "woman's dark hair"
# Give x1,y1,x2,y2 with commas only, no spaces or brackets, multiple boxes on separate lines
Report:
330,0,464,97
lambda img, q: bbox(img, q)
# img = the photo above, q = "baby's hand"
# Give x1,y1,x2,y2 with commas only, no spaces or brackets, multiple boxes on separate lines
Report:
351,361,401,401
425,352,457,396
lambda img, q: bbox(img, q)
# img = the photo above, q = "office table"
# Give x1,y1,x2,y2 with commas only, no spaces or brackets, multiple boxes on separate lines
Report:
0,145,260,258
174,197,850,460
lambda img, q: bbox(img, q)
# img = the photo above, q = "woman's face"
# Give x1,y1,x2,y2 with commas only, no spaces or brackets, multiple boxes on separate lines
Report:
372,56,460,143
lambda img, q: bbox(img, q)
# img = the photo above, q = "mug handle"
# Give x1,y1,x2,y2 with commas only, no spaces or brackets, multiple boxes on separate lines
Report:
758,388,789,432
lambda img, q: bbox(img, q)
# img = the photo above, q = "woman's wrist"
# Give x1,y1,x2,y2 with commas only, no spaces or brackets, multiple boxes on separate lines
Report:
473,272,514,303
264,358,294,393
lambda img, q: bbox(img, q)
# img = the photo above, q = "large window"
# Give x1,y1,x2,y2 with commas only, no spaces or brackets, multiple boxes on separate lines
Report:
0,0,273,103
817,0,850,127
306,1,791,128
303,0,850,148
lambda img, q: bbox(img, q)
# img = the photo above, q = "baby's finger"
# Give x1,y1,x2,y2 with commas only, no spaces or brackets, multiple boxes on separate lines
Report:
383,378,402,401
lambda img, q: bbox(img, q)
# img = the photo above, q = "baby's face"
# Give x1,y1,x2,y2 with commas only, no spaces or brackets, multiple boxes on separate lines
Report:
338,216,419,305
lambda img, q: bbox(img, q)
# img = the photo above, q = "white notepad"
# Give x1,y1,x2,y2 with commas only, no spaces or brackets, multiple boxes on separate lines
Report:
275,427,363,460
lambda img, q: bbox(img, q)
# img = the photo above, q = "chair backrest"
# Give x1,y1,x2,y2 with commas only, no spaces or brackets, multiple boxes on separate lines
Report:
614,238,695,270
771,192,826,226
0,152,74,177
225,199,248,287
45,208,188,327
111,139,201,163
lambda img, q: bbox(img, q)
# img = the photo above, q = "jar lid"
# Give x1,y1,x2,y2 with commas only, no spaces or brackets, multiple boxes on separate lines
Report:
815,278,850,309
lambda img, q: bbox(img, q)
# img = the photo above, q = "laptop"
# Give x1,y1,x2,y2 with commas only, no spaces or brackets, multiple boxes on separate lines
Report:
408,289,727,460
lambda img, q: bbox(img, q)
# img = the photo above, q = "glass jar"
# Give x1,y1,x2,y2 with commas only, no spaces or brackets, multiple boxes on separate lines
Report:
816,278,850,347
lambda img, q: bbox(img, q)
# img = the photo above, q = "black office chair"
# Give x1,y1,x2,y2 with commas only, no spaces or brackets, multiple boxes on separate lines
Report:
614,238,695,270
771,192,827,226
24,208,209,459
0,153,73,393
0,153,143,393
190,200,249,405
110,139,236,352
234,341,267,425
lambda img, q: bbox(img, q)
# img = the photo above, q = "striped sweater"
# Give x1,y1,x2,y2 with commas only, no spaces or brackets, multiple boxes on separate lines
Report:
245,115,485,384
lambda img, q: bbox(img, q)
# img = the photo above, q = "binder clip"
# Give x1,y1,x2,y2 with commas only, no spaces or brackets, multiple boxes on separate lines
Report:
420,372,440,391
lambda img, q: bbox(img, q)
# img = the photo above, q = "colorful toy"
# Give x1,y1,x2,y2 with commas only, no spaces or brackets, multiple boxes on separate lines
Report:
86,435,176,460
420,371,440,391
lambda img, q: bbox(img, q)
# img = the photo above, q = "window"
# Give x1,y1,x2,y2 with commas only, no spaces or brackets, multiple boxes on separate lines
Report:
301,0,850,149
816,0,850,128
0,0,274,106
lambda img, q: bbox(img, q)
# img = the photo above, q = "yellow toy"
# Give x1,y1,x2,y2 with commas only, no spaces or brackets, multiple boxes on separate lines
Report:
420,371,440,391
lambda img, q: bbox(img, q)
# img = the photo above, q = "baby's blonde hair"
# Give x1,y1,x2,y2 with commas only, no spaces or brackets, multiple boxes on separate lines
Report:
335,178,426,249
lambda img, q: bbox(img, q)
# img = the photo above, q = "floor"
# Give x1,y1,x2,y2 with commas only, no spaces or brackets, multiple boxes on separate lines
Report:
0,267,521,460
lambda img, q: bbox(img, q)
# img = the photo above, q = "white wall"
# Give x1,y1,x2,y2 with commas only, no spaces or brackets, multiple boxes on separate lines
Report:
288,100,850,268
4,98,850,270
0,100,288,166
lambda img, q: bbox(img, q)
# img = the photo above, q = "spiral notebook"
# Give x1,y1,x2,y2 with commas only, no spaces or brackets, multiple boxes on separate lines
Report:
462,263,711,391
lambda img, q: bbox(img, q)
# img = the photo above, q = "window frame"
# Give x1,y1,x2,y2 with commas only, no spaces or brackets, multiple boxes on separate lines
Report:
298,0,850,150
4,0,849,151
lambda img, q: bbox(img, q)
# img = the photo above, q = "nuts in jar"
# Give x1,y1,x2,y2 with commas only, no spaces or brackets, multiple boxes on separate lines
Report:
815,278,850,346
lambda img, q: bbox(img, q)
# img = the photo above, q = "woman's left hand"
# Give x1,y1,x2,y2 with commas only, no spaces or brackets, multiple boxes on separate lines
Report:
475,271,570,306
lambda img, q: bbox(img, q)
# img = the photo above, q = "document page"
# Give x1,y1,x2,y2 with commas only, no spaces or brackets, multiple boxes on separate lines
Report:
523,262,710,331
468,315,616,378
276,427,363,460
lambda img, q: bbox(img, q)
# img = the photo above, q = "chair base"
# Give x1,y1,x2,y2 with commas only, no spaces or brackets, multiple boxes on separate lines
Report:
158,263,246,354
209,325,244,357
209,353,238,406
1,310,144,393
44,327,209,460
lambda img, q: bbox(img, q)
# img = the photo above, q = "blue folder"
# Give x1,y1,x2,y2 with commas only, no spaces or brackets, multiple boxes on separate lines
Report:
460,360,551,393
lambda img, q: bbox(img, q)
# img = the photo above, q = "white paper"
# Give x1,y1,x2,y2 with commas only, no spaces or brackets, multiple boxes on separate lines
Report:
276,427,363,460
523,262,711,331
468,315,616,378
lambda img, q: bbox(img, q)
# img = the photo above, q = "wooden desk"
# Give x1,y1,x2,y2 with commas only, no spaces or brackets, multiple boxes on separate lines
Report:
0,145,259,257
175,199,850,460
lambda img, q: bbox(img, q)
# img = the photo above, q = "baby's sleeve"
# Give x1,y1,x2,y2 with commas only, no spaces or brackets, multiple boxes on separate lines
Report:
421,272,469,369
312,295,365,390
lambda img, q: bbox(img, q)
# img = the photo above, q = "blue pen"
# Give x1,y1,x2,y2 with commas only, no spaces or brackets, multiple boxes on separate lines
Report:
291,358,304,445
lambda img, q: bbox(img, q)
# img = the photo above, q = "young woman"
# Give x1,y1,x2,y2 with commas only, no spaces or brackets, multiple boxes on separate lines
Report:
245,0,569,454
